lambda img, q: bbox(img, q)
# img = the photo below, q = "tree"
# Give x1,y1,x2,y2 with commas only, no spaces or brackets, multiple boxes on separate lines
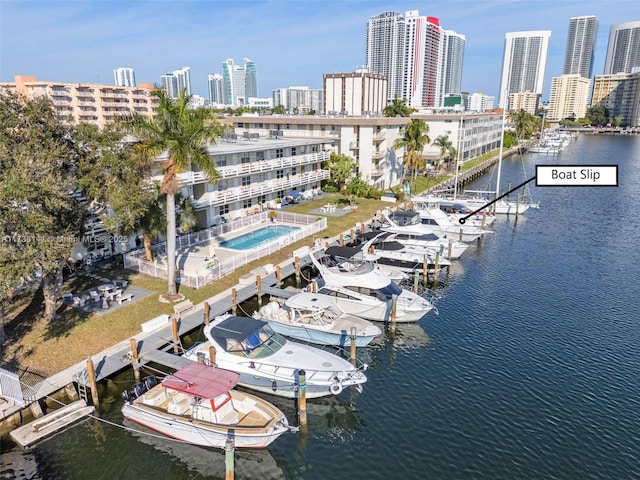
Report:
123,89,224,301
383,95,413,117
432,135,453,170
585,106,609,127
507,109,537,140
271,105,286,115
326,152,357,191
392,119,430,181
0,92,86,322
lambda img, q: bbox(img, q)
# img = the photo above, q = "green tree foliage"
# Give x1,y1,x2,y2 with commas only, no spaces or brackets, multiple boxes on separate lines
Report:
503,130,519,148
271,105,286,115
585,106,609,127
432,135,453,170
326,152,357,191
122,89,224,300
0,92,86,322
507,109,538,140
383,95,413,117
392,119,430,181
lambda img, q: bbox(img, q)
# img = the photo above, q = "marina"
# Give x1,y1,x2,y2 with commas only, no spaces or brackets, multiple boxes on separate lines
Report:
1,135,640,479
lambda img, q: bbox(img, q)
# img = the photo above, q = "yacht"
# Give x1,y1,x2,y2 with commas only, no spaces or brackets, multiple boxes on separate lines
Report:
360,230,469,260
381,208,488,243
309,246,436,323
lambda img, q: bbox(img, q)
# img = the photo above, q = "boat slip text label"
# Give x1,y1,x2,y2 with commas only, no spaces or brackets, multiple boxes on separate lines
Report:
536,165,618,187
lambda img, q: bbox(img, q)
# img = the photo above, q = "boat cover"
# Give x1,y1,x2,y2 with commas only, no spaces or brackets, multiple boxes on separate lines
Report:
162,363,239,399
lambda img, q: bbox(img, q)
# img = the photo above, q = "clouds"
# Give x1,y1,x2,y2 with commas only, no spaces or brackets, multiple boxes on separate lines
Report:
2,0,639,100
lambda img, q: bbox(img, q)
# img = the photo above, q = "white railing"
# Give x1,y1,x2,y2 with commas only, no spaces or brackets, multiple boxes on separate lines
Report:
123,212,327,289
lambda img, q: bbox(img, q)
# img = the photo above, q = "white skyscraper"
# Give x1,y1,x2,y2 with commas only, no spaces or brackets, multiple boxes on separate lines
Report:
366,11,406,102
114,67,136,87
499,31,551,109
160,73,179,98
563,16,599,79
172,67,191,96
442,30,466,97
208,74,224,104
604,20,640,74
222,59,245,106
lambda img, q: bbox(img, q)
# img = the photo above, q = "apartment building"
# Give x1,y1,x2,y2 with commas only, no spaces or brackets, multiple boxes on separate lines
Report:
154,135,331,227
508,91,540,115
226,113,503,189
0,75,155,126
323,69,387,116
548,75,591,121
592,72,640,126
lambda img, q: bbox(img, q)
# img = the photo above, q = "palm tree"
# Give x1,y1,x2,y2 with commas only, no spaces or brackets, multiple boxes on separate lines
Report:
507,109,536,141
383,95,413,117
431,135,453,171
392,119,430,181
124,89,224,300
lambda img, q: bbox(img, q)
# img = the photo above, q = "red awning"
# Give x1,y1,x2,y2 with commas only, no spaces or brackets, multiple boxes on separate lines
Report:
161,363,240,399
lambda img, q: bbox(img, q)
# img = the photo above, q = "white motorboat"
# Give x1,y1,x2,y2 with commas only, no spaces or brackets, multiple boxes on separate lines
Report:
183,314,367,399
381,208,487,243
253,292,382,347
121,363,291,449
360,228,469,261
359,232,452,274
405,200,490,242
309,246,436,323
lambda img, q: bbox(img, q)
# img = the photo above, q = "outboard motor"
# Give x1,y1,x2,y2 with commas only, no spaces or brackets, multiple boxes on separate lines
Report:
143,376,158,390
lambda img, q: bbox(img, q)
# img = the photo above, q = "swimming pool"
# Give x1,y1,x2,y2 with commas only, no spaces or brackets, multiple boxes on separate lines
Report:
218,225,300,250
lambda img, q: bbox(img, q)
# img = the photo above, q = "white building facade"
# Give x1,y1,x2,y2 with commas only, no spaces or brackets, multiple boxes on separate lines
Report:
548,74,591,121
604,20,640,75
323,70,387,116
113,67,136,87
366,11,406,102
499,31,551,109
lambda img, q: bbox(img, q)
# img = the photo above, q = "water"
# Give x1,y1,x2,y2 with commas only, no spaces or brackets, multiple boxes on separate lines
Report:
2,134,640,479
219,225,300,250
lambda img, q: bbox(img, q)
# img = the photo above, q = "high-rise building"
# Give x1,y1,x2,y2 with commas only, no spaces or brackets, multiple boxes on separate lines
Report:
160,73,179,99
365,10,463,108
160,67,191,98
113,67,136,87
548,74,591,121
272,86,322,113
468,93,495,112
592,72,640,126
172,67,191,96
244,58,258,99
442,30,466,97
366,11,406,102
604,21,640,74
208,74,224,104
221,58,259,106
323,69,387,115
498,30,551,109
563,16,599,79
403,11,444,108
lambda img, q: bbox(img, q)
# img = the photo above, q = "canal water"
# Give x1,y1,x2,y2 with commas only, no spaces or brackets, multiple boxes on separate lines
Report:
2,134,639,479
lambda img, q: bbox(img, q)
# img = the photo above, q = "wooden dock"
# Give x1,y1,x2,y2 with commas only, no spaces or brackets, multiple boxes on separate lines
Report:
9,400,95,448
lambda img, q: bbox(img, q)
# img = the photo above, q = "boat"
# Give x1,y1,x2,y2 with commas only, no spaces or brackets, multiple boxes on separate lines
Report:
121,363,291,449
381,208,488,243
253,292,382,347
360,229,469,260
359,232,452,274
183,314,367,398
309,245,436,323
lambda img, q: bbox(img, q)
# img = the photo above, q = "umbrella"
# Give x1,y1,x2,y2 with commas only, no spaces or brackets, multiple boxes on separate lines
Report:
285,190,304,199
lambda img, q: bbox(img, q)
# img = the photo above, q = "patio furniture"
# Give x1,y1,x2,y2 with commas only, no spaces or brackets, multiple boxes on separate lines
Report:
118,293,134,304
89,290,101,303
114,279,128,289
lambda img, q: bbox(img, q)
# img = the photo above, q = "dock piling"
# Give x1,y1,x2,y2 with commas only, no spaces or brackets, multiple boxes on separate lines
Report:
203,302,210,325
129,338,140,381
297,369,307,427
256,275,263,307
294,256,301,285
275,265,282,285
390,294,397,333
209,346,217,366
231,288,237,315
86,357,100,410
350,327,357,365
225,436,235,480
413,269,419,294
171,315,180,353
448,239,453,261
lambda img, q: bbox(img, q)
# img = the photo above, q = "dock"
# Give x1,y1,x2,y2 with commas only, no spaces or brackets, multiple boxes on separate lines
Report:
9,400,95,448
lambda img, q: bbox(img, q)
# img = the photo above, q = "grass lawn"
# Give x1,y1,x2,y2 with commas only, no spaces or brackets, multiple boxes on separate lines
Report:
1,193,393,377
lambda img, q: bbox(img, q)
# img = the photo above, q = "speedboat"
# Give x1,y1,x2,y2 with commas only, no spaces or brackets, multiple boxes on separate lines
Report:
359,233,452,274
361,230,469,260
121,363,291,449
253,292,382,347
309,246,436,323
183,314,367,398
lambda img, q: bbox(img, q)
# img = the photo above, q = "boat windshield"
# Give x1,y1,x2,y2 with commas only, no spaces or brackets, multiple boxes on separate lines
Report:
374,282,403,299
239,324,287,359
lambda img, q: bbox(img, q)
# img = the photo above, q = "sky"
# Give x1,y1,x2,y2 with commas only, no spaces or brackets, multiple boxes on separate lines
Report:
2,0,640,102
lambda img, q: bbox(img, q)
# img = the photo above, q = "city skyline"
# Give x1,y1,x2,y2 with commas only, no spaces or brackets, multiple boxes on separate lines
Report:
2,1,640,102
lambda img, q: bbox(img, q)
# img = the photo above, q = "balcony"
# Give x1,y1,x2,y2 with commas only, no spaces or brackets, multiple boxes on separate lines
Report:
372,149,386,160
349,141,359,150
373,131,386,142
192,169,330,209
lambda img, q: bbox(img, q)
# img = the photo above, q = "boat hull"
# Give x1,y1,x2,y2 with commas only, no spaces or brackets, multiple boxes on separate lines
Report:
266,321,378,347
122,404,287,449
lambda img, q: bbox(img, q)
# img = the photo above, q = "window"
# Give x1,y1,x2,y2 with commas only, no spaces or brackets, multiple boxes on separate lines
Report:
291,147,297,156
276,169,284,179
256,151,264,161
219,205,229,215
243,199,252,209
276,148,284,158
240,155,250,164
216,156,227,167
241,176,251,187
291,167,297,176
